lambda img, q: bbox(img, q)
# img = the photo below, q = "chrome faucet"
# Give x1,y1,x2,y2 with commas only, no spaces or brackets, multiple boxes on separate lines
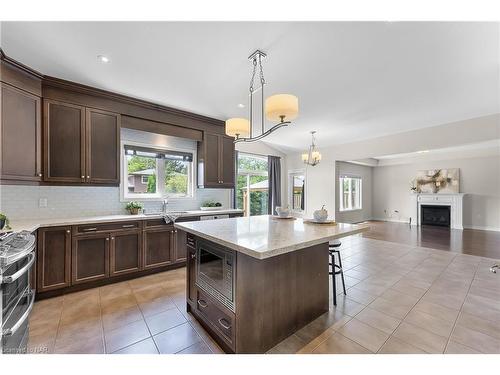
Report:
491,264,499,274
162,198,169,214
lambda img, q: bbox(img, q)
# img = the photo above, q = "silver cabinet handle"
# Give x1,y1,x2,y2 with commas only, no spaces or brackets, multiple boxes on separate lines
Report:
121,224,135,228
82,227,97,232
190,253,196,260
1,252,35,284
2,289,35,337
197,299,208,308
218,318,231,330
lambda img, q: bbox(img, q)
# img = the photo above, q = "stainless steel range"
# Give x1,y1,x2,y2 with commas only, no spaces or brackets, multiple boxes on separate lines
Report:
1,231,36,354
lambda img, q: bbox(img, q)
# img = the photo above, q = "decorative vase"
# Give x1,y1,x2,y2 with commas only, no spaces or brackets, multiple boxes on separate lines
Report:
129,208,140,215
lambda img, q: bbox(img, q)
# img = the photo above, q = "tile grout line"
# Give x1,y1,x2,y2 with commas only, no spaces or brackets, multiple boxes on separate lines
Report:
443,261,481,353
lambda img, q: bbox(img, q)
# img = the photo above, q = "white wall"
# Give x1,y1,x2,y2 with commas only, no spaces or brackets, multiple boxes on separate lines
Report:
335,161,373,223
372,155,500,230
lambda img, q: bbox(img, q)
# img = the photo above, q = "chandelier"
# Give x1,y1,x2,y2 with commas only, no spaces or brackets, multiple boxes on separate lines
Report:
302,131,322,166
225,50,299,143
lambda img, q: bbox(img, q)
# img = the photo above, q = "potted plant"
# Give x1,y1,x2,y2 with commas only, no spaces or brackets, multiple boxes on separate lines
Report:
200,200,223,211
0,213,11,231
125,201,143,215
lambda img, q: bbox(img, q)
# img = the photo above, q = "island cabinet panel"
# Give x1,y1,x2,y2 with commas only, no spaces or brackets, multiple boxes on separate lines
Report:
72,233,110,284
234,243,329,353
37,226,71,292
110,230,142,276
0,83,42,182
186,235,197,306
143,227,174,269
86,108,120,184
173,228,187,262
44,99,86,183
197,133,235,188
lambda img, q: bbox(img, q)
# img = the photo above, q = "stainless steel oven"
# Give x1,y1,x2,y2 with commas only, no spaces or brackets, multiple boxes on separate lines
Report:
1,231,36,354
195,239,235,312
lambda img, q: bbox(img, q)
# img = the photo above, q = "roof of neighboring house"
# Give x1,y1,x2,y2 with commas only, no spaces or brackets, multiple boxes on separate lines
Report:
129,168,155,176
247,180,268,190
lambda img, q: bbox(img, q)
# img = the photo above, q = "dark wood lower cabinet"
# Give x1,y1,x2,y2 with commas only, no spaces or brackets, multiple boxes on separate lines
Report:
186,238,196,305
110,230,142,276
72,233,110,284
143,226,174,269
37,226,71,292
174,229,187,262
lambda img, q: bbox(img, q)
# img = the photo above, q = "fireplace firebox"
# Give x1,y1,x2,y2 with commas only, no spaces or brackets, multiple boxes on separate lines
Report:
421,205,451,227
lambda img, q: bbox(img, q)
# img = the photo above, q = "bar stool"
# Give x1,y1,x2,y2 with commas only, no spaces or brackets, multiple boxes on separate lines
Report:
329,241,346,306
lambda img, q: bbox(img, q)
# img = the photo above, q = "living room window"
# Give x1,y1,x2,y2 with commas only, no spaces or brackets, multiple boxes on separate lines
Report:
339,175,362,211
123,144,194,200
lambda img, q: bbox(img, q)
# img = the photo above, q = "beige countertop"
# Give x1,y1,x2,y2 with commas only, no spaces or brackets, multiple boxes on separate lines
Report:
175,215,370,259
4,209,243,233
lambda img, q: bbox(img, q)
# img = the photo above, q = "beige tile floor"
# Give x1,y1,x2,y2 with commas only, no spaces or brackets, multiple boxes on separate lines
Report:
28,236,500,354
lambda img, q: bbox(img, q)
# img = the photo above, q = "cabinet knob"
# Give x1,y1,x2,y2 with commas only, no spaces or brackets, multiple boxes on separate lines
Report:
87,176,90,179
221,180,224,183
38,173,42,177
106,238,109,241
66,230,70,234
81,176,85,179
111,237,114,240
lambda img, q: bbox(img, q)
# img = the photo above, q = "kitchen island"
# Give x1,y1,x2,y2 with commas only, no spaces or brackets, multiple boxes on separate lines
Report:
175,215,369,353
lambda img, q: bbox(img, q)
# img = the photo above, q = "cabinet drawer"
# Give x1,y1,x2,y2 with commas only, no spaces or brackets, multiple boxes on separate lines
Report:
73,221,140,235
195,289,235,348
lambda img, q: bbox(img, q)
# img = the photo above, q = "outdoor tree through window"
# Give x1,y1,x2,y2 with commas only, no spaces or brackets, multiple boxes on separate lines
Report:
236,153,269,216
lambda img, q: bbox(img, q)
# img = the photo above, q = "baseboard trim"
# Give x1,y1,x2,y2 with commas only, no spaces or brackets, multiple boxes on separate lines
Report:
463,225,500,232
371,217,411,224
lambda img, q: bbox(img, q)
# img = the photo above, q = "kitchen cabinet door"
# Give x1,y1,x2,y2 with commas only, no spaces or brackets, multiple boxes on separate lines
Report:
174,229,187,262
37,227,71,292
0,83,42,182
201,133,221,187
44,99,86,183
143,227,174,269
110,230,142,276
186,241,197,306
86,108,120,184
219,135,235,187
72,233,110,284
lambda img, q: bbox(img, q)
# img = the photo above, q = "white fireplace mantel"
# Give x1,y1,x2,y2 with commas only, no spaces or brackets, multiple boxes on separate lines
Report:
409,193,465,230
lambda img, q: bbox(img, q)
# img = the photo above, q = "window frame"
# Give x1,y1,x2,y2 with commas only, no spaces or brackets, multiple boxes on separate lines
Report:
120,140,196,202
236,152,269,217
339,175,362,212
288,169,306,214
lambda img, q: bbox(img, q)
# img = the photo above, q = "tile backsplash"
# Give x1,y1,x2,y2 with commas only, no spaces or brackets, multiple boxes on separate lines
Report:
0,185,232,220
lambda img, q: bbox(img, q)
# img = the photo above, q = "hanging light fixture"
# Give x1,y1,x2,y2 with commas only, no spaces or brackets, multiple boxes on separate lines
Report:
225,50,299,143
302,131,322,166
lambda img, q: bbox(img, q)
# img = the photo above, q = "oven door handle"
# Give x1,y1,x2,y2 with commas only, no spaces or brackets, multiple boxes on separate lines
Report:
1,252,35,284
2,289,35,337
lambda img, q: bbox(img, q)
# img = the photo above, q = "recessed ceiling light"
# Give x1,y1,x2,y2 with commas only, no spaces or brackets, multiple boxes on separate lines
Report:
97,55,110,63
237,103,245,108
417,150,430,154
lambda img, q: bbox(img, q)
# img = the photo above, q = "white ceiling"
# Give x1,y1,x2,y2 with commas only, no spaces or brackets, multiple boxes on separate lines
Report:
1,22,498,151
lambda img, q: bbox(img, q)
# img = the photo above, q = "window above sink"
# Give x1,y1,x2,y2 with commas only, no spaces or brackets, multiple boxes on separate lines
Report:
121,141,195,201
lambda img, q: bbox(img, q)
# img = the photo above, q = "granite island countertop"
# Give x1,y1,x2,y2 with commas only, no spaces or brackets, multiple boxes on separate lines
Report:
4,209,243,233
175,215,369,259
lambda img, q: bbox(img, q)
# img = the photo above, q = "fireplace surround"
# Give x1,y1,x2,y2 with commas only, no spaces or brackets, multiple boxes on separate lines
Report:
409,193,465,230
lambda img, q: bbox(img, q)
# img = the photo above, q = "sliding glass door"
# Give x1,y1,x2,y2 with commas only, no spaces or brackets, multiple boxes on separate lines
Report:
236,153,268,216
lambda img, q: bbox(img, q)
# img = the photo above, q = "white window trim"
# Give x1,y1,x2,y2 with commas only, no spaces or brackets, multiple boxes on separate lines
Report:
288,169,306,213
339,176,362,212
120,140,197,202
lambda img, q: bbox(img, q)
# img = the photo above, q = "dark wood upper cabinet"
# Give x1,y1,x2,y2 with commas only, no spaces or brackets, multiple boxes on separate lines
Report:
72,233,110,284
0,83,42,182
44,99,86,183
44,99,120,184
110,230,142,276
37,226,71,292
198,133,235,188
143,226,174,269
86,108,120,184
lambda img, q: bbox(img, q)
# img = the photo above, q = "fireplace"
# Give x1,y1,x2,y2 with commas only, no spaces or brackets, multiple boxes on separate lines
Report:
421,205,451,227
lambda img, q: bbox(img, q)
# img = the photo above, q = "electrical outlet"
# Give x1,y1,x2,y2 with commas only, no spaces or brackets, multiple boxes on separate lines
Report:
39,198,48,208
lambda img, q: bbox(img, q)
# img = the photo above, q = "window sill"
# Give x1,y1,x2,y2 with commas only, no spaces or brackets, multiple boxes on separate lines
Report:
339,208,363,213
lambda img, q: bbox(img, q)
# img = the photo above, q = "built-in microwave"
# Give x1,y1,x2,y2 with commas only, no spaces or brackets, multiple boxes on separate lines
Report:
195,239,235,312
